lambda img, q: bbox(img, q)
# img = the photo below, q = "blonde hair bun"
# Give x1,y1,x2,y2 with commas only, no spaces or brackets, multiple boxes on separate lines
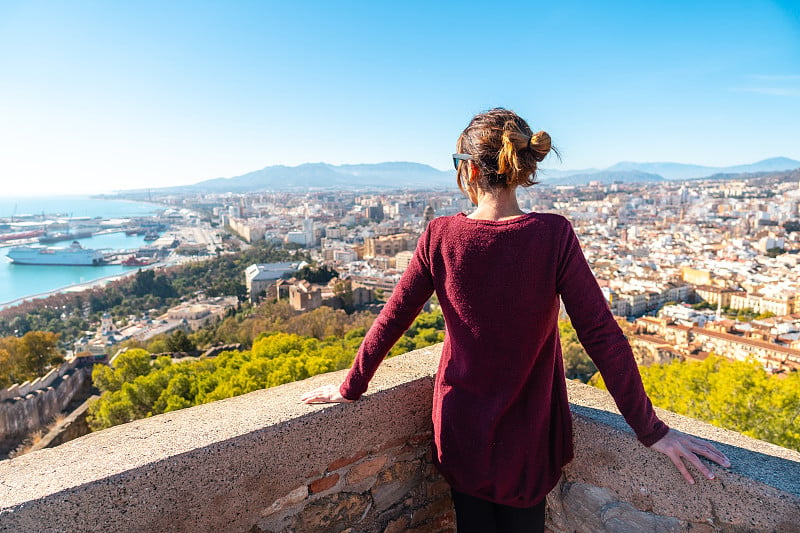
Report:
529,131,551,162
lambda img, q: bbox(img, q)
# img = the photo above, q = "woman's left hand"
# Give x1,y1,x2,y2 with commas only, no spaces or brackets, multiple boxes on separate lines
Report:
300,383,355,404
650,429,731,484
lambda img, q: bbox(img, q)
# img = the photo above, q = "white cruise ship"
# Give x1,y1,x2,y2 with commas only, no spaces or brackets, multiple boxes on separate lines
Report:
6,241,105,266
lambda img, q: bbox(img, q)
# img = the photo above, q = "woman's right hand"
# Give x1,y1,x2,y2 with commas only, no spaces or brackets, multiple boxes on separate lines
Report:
299,383,355,404
650,429,731,484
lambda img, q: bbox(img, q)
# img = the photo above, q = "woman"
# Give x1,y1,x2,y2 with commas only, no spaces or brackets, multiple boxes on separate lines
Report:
301,108,730,532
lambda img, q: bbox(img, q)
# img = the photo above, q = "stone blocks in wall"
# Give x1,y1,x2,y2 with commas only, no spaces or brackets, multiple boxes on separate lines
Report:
27,394,98,453
254,430,454,533
0,358,80,402
0,365,91,444
547,480,689,533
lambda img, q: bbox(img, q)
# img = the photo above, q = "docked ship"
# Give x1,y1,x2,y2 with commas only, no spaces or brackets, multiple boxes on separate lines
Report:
0,230,45,242
6,241,105,266
38,230,93,244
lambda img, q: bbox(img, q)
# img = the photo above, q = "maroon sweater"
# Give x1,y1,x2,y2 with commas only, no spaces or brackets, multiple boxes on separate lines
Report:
340,212,668,507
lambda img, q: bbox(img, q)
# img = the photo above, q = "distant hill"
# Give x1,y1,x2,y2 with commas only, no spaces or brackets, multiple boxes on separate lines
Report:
542,170,665,186
126,162,455,194
539,157,800,184
119,157,800,195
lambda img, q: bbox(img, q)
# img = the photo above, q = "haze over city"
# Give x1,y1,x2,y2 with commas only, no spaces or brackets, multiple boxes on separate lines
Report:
1,0,799,196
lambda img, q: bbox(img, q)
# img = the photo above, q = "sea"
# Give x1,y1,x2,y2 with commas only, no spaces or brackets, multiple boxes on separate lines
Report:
0,196,164,309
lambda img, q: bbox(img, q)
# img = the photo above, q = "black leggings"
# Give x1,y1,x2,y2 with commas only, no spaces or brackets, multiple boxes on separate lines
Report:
451,489,545,533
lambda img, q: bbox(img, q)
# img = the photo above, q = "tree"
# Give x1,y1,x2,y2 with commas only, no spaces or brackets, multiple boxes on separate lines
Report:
333,279,355,313
146,337,170,354
166,330,196,353
296,265,339,284
592,355,800,451
559,320,596,382
0,348,22,388
189,328,215,351
283,307,345,339
89,334,351,430
19,331,62,377
407,311,445,333
782,220,800,233
412,328,444,349
9,315,30,336
85,312,447,431
131,270,177,298
765,247,786,258
113,349,153,385
735,307,757,321
0,337,26,386
0,332,64,386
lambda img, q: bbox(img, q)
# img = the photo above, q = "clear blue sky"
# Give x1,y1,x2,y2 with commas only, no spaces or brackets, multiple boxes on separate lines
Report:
1,0,798,195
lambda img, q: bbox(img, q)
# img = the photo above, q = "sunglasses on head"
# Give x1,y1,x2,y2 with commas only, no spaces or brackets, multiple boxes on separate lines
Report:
452,153,473,171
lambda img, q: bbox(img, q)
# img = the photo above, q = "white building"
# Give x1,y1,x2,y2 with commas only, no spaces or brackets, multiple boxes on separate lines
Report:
245,262,302,302
286,230,308,247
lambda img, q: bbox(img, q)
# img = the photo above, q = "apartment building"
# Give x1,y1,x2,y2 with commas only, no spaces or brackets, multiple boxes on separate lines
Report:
363,233,415,257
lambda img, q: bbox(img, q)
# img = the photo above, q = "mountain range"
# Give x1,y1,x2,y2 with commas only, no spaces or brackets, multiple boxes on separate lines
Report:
141,162,454,193
537,157,800,185
123,157,800,194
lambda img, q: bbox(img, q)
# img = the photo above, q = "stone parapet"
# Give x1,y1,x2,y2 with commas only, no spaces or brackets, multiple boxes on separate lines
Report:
0,344,798,532
26,394,99,454
554,380,800,532
0,365,91,446
0,358,80,402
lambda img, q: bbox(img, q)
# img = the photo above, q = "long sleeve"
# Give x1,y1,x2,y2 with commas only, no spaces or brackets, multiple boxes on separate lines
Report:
340,230,435,400
556,221,668,446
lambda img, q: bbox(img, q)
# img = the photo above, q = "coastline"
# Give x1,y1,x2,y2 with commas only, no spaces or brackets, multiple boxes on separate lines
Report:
0,196,171,308
0,197,219,312
0,262,169,311
0,252,211,312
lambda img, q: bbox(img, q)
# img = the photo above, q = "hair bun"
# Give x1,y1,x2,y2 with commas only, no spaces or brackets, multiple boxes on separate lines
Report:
529,131,551,162
456,108,556,191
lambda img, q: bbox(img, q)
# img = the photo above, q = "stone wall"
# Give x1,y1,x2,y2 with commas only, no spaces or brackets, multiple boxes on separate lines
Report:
201,342,245,358
27,394,99,453
551,384,800,532
0,344,798,533
0,363,91,444
254,430,453,533
0,358,80,401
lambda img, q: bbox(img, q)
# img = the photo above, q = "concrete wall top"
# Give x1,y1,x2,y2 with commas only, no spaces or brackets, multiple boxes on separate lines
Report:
566,373,800,498
0,343,798,531
0,345,442,510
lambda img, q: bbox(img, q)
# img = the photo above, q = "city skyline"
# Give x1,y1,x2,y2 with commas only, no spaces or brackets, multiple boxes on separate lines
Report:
1,0,799,196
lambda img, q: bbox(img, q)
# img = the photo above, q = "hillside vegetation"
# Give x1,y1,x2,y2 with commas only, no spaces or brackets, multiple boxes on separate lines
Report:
87,310,445,430
0,331,62,388
591,355,800,452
